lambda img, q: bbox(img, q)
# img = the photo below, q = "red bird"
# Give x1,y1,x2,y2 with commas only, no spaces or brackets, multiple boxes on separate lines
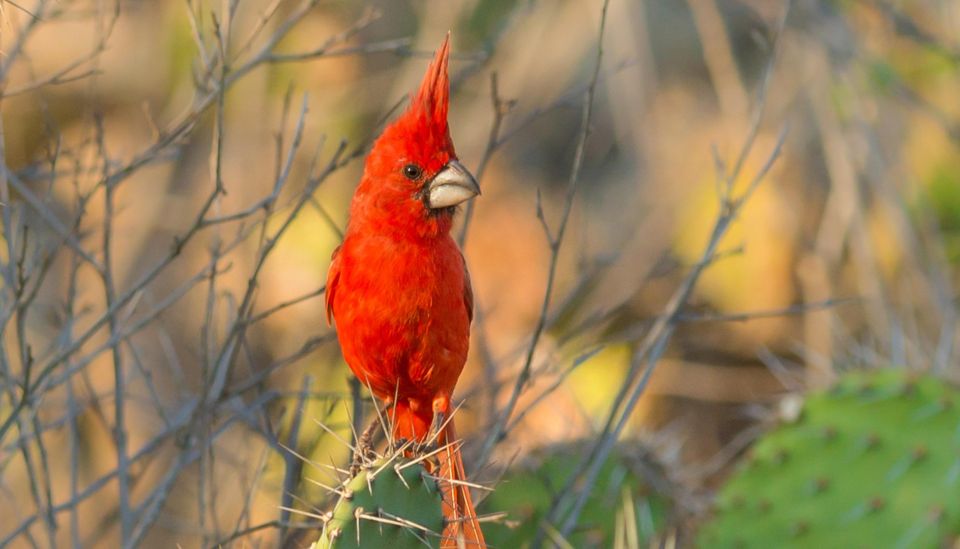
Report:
325,36,485,547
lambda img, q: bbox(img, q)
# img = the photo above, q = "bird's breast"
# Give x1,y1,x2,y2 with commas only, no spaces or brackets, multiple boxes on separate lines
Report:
332,233,470,400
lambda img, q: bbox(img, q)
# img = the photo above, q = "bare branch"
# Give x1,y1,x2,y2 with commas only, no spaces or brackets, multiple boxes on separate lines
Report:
477,0,612,468
543,3,792,538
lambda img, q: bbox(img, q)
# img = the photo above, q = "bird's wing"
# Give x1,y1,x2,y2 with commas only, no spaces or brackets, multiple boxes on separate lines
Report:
461,253,474,325
325,245,342,324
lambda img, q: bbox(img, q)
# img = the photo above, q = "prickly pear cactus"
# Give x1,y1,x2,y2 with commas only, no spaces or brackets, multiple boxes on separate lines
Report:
312,455,445,549
697,369,960,548
479,444,670,548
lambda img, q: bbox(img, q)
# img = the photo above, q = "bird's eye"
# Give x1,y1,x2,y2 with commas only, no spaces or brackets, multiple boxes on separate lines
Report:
402,164,423,180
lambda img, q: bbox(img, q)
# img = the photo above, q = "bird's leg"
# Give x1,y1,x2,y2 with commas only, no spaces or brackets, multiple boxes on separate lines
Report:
412,413,443,456
350,418,379,475
350,403,389,475
417,393,451,454
426,410,446,447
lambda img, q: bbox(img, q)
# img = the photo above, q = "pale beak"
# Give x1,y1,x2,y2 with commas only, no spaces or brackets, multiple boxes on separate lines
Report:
427,160,480,209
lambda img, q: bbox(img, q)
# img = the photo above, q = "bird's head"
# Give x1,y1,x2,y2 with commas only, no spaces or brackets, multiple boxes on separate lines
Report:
351,34,480,239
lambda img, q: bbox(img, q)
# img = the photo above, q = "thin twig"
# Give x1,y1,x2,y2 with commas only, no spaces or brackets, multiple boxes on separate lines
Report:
543,3,792,539
477,0,611,468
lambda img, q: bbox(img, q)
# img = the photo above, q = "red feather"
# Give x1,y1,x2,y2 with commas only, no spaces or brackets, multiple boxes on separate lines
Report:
326,34,486,547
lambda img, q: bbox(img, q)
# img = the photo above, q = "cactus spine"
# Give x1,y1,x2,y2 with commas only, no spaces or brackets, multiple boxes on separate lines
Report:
313,454,445,549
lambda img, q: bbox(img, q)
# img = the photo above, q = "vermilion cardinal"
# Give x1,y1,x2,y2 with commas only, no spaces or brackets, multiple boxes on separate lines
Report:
325,36,486,547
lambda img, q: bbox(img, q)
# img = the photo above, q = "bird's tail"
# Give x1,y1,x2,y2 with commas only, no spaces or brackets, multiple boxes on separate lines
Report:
437,419,486,548
390,402,486,548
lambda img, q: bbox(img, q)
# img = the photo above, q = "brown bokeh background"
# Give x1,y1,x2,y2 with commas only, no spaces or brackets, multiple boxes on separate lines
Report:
1,0,959,546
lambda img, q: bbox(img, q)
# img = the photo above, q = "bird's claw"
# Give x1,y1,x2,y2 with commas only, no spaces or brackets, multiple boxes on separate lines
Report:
412,439,437,456
420,410,447,453
350,416,381,476
431,409,447,440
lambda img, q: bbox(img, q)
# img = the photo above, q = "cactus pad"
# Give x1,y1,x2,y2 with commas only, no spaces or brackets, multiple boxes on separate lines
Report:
313,455,445,549
479,444,670,547
697,369,960,548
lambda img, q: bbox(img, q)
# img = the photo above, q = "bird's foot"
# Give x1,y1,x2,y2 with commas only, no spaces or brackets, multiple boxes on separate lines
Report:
430,409,447,441
350,416,381,476
414,410,447,455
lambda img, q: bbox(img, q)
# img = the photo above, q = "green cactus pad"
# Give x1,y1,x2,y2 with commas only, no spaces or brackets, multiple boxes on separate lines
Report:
479,444,670,548
697,369,960,548
313,456,445,549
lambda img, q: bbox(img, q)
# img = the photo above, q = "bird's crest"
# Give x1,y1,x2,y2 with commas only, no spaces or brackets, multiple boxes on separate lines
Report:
391,34,453,154
411,33,450,126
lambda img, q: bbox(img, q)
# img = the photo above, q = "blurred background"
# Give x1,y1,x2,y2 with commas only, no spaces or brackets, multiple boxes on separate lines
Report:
1,0,959,546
